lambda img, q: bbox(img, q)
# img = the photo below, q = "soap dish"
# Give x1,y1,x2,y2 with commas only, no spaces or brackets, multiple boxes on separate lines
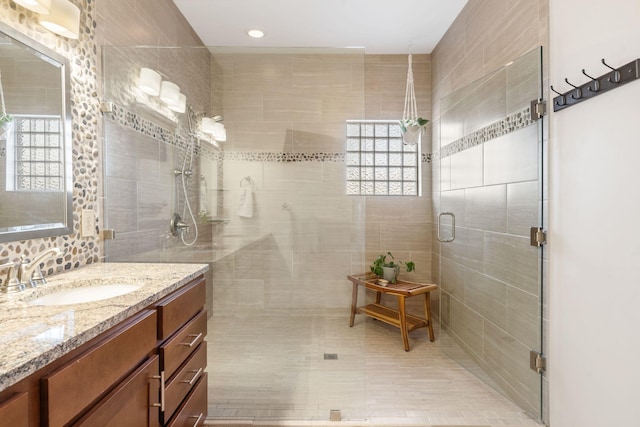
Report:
377,279,389,286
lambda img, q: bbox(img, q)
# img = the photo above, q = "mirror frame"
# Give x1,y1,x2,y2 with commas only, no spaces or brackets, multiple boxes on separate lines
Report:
0,21,74,243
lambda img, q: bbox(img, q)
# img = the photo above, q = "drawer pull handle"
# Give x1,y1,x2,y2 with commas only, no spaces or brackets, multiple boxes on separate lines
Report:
189,413,204,426
180,332,203,348
181,367,203,386
151,371,165,411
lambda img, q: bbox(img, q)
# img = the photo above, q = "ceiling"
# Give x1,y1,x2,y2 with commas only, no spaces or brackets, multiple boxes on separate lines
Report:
172,0,468,54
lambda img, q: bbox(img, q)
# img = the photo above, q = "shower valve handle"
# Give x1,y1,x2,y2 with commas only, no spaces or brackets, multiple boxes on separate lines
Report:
170,213,190,236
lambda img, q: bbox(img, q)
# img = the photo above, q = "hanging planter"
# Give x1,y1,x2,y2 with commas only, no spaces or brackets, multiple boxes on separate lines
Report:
400,54,428,145
0,70,12,141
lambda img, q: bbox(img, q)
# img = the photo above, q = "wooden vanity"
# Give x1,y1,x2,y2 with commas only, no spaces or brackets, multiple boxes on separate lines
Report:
0,264,208,427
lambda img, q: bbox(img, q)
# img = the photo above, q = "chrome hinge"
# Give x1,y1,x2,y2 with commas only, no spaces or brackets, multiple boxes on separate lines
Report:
530,99,547,121
530,226,546,247
530,350,546,374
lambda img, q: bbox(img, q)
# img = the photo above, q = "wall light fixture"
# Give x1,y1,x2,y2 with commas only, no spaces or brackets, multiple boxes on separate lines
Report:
159,81,180,106
38,0,80,39
201,117,216,135
168,93,187,113
201,115,225,142
13,0,51,14
138,67,162,96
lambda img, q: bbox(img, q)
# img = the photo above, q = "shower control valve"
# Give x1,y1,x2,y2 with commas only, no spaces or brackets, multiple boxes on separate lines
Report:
170,213,190,236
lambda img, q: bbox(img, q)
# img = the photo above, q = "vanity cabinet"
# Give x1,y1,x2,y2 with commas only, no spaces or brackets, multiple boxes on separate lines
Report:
42,310,158,426
155,276,207,426
72,355,160,426
0,273,207,427
0,393,29,427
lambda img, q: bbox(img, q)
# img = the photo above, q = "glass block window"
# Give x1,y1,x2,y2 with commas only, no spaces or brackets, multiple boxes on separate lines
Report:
7,115,63,191
345,120,420,196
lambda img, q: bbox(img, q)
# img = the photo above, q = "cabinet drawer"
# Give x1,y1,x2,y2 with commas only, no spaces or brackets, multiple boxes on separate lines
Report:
166,373,207,427
165,343,206,420
156,277,205,340
160,310,207,379
0,393,28,427
42,310,157,427
73,355,160,427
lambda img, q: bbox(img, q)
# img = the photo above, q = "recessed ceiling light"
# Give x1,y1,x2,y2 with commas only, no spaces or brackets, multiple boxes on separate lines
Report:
246,29,265,39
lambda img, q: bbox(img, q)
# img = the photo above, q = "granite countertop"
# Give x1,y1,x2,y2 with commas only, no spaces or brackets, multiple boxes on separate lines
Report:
0,262,209,391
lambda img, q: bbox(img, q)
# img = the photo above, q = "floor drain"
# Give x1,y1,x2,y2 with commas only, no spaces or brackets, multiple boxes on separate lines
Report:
330,409,341,421
324,353,338,360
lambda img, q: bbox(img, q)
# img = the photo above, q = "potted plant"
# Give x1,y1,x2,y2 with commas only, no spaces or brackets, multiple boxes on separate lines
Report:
370,252,416,284
399,117,429,145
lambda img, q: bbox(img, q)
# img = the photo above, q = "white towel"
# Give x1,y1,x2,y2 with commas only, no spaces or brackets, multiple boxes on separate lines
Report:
238,186,254,218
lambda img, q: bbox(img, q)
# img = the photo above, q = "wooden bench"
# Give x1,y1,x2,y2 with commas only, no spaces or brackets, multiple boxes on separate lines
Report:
347,273,438,351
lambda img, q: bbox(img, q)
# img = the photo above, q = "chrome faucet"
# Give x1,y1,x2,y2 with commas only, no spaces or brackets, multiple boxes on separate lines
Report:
0,261,24,293
17,247,63,288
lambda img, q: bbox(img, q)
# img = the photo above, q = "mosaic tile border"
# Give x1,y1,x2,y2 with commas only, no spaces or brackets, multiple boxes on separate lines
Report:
109,100,531,166
107,105,435,164
433,106,534,160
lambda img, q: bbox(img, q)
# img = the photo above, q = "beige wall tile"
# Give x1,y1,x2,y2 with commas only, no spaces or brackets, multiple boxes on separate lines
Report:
440,189,466,228
483,321,540,414
483,232,538,295
484,125,539,186
465,184,507,233
441,257,465,299
263,93,323,123
507,286,540,349
507,180,539,236
450,297,484,356
450,145,483,190
464,270,508,330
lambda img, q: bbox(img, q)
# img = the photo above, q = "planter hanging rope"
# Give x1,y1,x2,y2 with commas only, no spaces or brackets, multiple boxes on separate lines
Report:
400,54,428,145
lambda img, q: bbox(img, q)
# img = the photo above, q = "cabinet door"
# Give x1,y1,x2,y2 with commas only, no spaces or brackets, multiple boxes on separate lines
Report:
164,343,206,420
160,310,207,379
156,277,206,340
42,310,157,427
73,355,161,427
166,373,207,427
0,393,29,427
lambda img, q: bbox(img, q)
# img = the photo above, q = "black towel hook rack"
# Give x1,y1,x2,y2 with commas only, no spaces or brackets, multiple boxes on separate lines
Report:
552,57,639,112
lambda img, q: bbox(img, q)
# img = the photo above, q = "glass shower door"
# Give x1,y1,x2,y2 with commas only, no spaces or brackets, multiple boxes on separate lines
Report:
436,47,545,419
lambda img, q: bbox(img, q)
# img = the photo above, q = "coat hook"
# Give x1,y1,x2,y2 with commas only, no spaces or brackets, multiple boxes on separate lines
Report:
581,69,601,92
602,59,621,83
564,78,583,99
550,85,566,106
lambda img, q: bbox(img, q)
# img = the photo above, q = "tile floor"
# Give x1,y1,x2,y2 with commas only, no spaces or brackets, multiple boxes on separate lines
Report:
206,309,543,427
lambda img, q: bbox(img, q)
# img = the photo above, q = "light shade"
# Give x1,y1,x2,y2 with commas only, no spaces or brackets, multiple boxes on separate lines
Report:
159,81,180,106
212,122,226,141
138,68,162,96
168,93,187,113
201,117,216,135
13,0,51,14
38,0,80,39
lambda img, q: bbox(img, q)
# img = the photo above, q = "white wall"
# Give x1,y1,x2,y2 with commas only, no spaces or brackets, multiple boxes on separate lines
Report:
549,0,640,425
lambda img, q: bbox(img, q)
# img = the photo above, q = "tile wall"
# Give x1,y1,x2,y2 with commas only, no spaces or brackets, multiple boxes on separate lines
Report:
430,0,549,423
209,52,433,315
95,1,215,311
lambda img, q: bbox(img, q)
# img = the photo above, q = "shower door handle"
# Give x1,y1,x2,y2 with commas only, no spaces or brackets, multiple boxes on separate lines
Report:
437,212,455,243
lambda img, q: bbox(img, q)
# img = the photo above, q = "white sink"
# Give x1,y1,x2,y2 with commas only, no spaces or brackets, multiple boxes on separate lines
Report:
30,283,143,306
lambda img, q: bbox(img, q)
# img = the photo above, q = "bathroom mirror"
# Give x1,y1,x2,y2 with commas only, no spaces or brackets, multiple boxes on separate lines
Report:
0,22,73,243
